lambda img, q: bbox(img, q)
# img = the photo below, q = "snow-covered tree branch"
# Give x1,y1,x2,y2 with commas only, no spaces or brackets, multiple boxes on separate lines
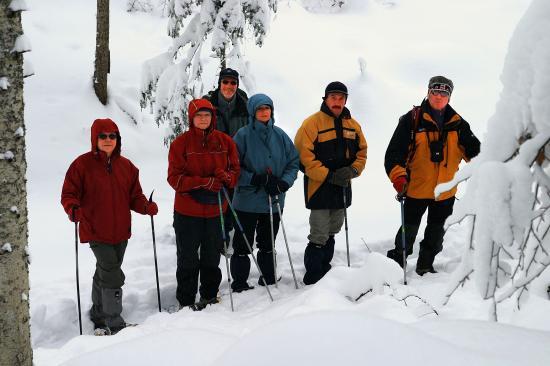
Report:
140,0,277,145
439,0,550,320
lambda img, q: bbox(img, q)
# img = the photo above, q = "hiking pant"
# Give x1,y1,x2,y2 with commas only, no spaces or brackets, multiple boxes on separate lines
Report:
89,241,127,328
173,212,222,306
307,209,345,246
388,196,455,269
230,210,280,288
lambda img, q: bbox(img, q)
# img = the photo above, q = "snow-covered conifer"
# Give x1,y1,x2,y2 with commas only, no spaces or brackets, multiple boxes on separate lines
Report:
140,0,277,145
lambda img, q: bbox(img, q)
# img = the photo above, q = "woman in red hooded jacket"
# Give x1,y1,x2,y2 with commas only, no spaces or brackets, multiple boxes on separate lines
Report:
168,99,240,310
61,118,158,334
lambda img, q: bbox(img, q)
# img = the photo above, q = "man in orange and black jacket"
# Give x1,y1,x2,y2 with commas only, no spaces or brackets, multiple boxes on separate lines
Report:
385,76,480,275
295,82,367,285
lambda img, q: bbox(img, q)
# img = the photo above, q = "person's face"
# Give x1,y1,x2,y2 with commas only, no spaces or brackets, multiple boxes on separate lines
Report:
193,111,212,130
325,93,347,117
220,78,238,100
427,89,450,111
97,132,117,157
255,105,271,123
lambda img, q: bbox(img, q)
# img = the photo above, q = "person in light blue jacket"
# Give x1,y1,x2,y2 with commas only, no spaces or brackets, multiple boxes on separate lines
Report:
230,93,299,292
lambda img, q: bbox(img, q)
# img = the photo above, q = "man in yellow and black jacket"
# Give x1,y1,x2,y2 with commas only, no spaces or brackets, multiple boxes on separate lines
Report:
385,76,480,275
295,81,367,285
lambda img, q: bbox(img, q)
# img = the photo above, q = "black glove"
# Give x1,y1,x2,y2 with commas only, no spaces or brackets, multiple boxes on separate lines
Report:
335,166,357,180
327,171,349,187
251,173,268,186
265,178,290,196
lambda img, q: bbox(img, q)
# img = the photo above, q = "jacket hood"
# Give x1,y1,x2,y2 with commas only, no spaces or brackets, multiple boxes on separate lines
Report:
91,118,121,156
247,93,275,127
188,98,217,132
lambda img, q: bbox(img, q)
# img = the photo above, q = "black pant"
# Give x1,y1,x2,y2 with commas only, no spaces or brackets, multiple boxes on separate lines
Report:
230,210,280,287
173,212,222,306
389,196,455,269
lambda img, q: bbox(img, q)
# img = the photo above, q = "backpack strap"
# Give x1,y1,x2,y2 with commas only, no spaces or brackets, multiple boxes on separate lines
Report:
406,106,421,167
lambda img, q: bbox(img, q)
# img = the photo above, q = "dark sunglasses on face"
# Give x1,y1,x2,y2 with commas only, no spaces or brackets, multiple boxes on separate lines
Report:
98,133,117,140
430,89,450,97
221,79,237,86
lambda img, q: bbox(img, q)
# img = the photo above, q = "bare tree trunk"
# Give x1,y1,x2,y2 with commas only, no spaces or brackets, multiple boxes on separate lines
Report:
93,0,110,105
0,2,33,365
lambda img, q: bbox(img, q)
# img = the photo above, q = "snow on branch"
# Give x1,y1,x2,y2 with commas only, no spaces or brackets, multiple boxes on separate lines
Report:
0,77,10,90
140,0,277,146
441,0,550,320
0,151,15,161
11,34,32,54
8,0,28,12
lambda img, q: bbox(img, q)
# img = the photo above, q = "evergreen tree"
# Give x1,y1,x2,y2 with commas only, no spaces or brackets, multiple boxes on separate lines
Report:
140,0,277,145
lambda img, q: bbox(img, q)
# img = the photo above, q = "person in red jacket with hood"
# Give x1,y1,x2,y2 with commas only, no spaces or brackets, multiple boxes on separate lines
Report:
61,118,158,334
168,99,240,310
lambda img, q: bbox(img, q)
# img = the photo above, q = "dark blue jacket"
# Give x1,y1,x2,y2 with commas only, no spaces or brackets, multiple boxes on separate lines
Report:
232,94,299,213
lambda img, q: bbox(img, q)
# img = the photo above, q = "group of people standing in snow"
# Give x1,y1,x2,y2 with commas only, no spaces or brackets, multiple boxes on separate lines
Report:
61,68,480,333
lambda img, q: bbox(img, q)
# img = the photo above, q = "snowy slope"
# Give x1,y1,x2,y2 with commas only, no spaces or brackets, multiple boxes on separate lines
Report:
22,0,550,365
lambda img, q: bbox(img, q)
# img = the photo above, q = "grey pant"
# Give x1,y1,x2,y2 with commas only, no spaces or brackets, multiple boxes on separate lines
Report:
308,209,345,245
89,241,127,328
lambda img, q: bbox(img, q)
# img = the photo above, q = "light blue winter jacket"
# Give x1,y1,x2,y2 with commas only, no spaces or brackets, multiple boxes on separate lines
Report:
232,94,299,213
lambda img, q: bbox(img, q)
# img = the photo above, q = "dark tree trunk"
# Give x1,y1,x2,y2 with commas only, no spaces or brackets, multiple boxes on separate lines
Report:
94,0,110,105
0,1,33,365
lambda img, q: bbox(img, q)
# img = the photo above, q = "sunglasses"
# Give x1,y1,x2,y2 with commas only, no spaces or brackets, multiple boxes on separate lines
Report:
221,79,237,86
98,133,117,140
429,89,450,97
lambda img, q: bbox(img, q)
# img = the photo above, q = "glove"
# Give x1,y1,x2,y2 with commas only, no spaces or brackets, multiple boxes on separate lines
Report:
250,173,269,187
204,177,223,192
215,168,232,186
334,166,358,181
69,206,83,222
265,178,290,196
146,202,158,216
327,171,349,187
392,175,408,195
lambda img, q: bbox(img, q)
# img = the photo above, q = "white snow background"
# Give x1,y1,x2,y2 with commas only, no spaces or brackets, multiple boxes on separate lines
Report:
21,0,550,365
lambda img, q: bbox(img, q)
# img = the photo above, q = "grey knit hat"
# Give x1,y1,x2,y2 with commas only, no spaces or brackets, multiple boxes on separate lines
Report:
428,76,453,95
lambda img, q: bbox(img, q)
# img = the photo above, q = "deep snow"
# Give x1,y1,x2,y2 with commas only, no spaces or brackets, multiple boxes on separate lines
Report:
20,0,550,365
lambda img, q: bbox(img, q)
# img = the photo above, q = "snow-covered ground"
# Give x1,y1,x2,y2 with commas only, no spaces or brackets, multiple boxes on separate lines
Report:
22,0,550,364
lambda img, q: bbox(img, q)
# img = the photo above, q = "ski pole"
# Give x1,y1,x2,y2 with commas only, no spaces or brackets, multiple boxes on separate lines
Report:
268,195,278,289
343,187,350,267
218,192,234,312
398,194,408,285
274,195,299,289
222,187,273,301
149,191,162,312
73,208,82,335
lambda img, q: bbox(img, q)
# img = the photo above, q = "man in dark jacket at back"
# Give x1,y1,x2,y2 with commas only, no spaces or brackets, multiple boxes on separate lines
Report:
204,68,249,238
204,68,248,137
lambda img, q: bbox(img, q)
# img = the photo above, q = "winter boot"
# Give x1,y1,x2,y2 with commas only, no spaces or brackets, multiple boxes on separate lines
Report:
191,296,219,311
102,288,126,333
416,224,444,275
387,248,405,268
257,249,276,286
322,235,335,274
230,254,253,292
303,243,326,285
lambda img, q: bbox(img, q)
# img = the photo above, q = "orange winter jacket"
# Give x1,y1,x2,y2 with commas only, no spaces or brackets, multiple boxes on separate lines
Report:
385,101,480,200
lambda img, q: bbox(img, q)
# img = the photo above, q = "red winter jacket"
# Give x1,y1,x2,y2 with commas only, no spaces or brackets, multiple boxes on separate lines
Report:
168,99,240,218
61,118,150,244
